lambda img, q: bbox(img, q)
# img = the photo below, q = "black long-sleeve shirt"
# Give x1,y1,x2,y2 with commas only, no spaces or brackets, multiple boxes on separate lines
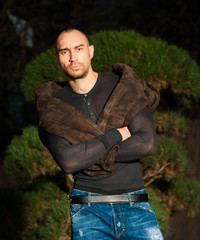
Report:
46,73,157,194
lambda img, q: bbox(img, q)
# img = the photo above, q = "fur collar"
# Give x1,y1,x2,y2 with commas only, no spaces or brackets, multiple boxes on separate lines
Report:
35,63,159,175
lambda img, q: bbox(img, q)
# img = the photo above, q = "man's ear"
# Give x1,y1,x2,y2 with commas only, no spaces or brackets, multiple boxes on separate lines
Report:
89,45,94,59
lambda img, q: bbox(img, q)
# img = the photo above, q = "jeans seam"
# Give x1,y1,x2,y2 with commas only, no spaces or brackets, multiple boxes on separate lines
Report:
134,203,154,213
117,204,126,239
110,203,118,238
71,204,87,219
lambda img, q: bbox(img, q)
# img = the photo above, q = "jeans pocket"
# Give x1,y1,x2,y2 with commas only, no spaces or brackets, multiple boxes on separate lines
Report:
134,202,154,213
70,204,87,218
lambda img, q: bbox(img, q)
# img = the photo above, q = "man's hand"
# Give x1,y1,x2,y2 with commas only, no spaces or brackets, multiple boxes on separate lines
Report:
117,126,131,141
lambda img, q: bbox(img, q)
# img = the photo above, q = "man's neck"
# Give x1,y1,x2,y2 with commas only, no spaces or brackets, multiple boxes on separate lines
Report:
69,71,98,94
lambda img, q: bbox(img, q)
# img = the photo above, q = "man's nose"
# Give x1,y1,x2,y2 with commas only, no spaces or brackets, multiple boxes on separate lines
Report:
69,51,77,62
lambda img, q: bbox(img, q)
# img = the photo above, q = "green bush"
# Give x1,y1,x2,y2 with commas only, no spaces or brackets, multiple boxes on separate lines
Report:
21,178,70,240
153,111,188,135
142,136,188,182
0,179,70,240
21,48,65,102
142,136,200,216
172,177,200,215
89,30,200,105
3,125,72,240
21,30,200,108
4,126,59,186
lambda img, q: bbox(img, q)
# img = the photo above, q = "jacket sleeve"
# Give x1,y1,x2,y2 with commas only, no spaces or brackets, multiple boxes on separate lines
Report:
115,107,157,162
45,129,122,174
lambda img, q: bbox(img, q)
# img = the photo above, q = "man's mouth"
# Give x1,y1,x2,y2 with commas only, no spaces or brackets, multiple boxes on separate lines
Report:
70,64,80,70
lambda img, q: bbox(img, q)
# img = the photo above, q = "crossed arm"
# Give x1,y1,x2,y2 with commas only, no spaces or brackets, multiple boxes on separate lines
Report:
45,107,156,174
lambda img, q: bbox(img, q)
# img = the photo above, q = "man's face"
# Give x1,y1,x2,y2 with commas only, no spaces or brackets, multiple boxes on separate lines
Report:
56,30,94,80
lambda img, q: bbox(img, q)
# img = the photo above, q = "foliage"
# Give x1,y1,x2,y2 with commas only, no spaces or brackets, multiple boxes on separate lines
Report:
142,136,200,217
89,30,200,106
21,30,200,109
0,178,70,240
21,48,65,102
153,111,188,135
4,126,59,187
171,177,200,215
142,136,188,185
2,126,72,240
148,190,170,237
21,178,70,240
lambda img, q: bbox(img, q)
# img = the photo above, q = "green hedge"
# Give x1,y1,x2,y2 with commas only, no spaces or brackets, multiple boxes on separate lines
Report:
21,49,65,102
142,136,188,181
2,126,71,240
21,178,70,240
153,111,188,135
142,135,200,219
4,126,59,187
21,30,200,108
0,180,70,240
172,177,200,215
89,30,200,106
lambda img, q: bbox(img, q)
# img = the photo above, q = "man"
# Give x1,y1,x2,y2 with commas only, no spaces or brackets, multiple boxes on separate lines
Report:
35,28,164,239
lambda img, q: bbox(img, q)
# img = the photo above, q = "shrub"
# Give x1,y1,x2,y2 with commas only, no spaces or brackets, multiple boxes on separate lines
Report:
142,136,188,185
4,126,59,187
21,178,70,240
171,177,200,216
3,127,71,239
142,136,200,216
21,48,65,102
153,111,188,135
89,30,200,106
21,30,200,108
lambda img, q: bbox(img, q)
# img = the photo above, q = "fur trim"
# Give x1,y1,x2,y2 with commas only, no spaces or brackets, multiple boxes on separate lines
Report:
35,63,159,176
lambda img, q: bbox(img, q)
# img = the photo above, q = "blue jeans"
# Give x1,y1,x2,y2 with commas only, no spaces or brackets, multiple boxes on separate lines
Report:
70,189,164,240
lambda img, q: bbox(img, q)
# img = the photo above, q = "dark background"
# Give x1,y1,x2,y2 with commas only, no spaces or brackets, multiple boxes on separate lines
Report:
0,0,200,239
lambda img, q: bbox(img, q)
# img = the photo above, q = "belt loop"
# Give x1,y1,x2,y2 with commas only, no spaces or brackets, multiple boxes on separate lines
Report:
88,193,91,207
128,193,133,207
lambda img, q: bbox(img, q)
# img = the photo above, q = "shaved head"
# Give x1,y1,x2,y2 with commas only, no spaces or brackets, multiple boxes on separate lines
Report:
56,29,89,55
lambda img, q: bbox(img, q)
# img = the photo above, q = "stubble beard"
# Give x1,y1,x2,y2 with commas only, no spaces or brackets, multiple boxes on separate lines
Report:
62,63,89,81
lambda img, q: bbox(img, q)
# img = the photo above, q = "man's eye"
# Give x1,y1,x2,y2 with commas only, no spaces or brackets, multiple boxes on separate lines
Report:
61,51,69,55
77,48,82,51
